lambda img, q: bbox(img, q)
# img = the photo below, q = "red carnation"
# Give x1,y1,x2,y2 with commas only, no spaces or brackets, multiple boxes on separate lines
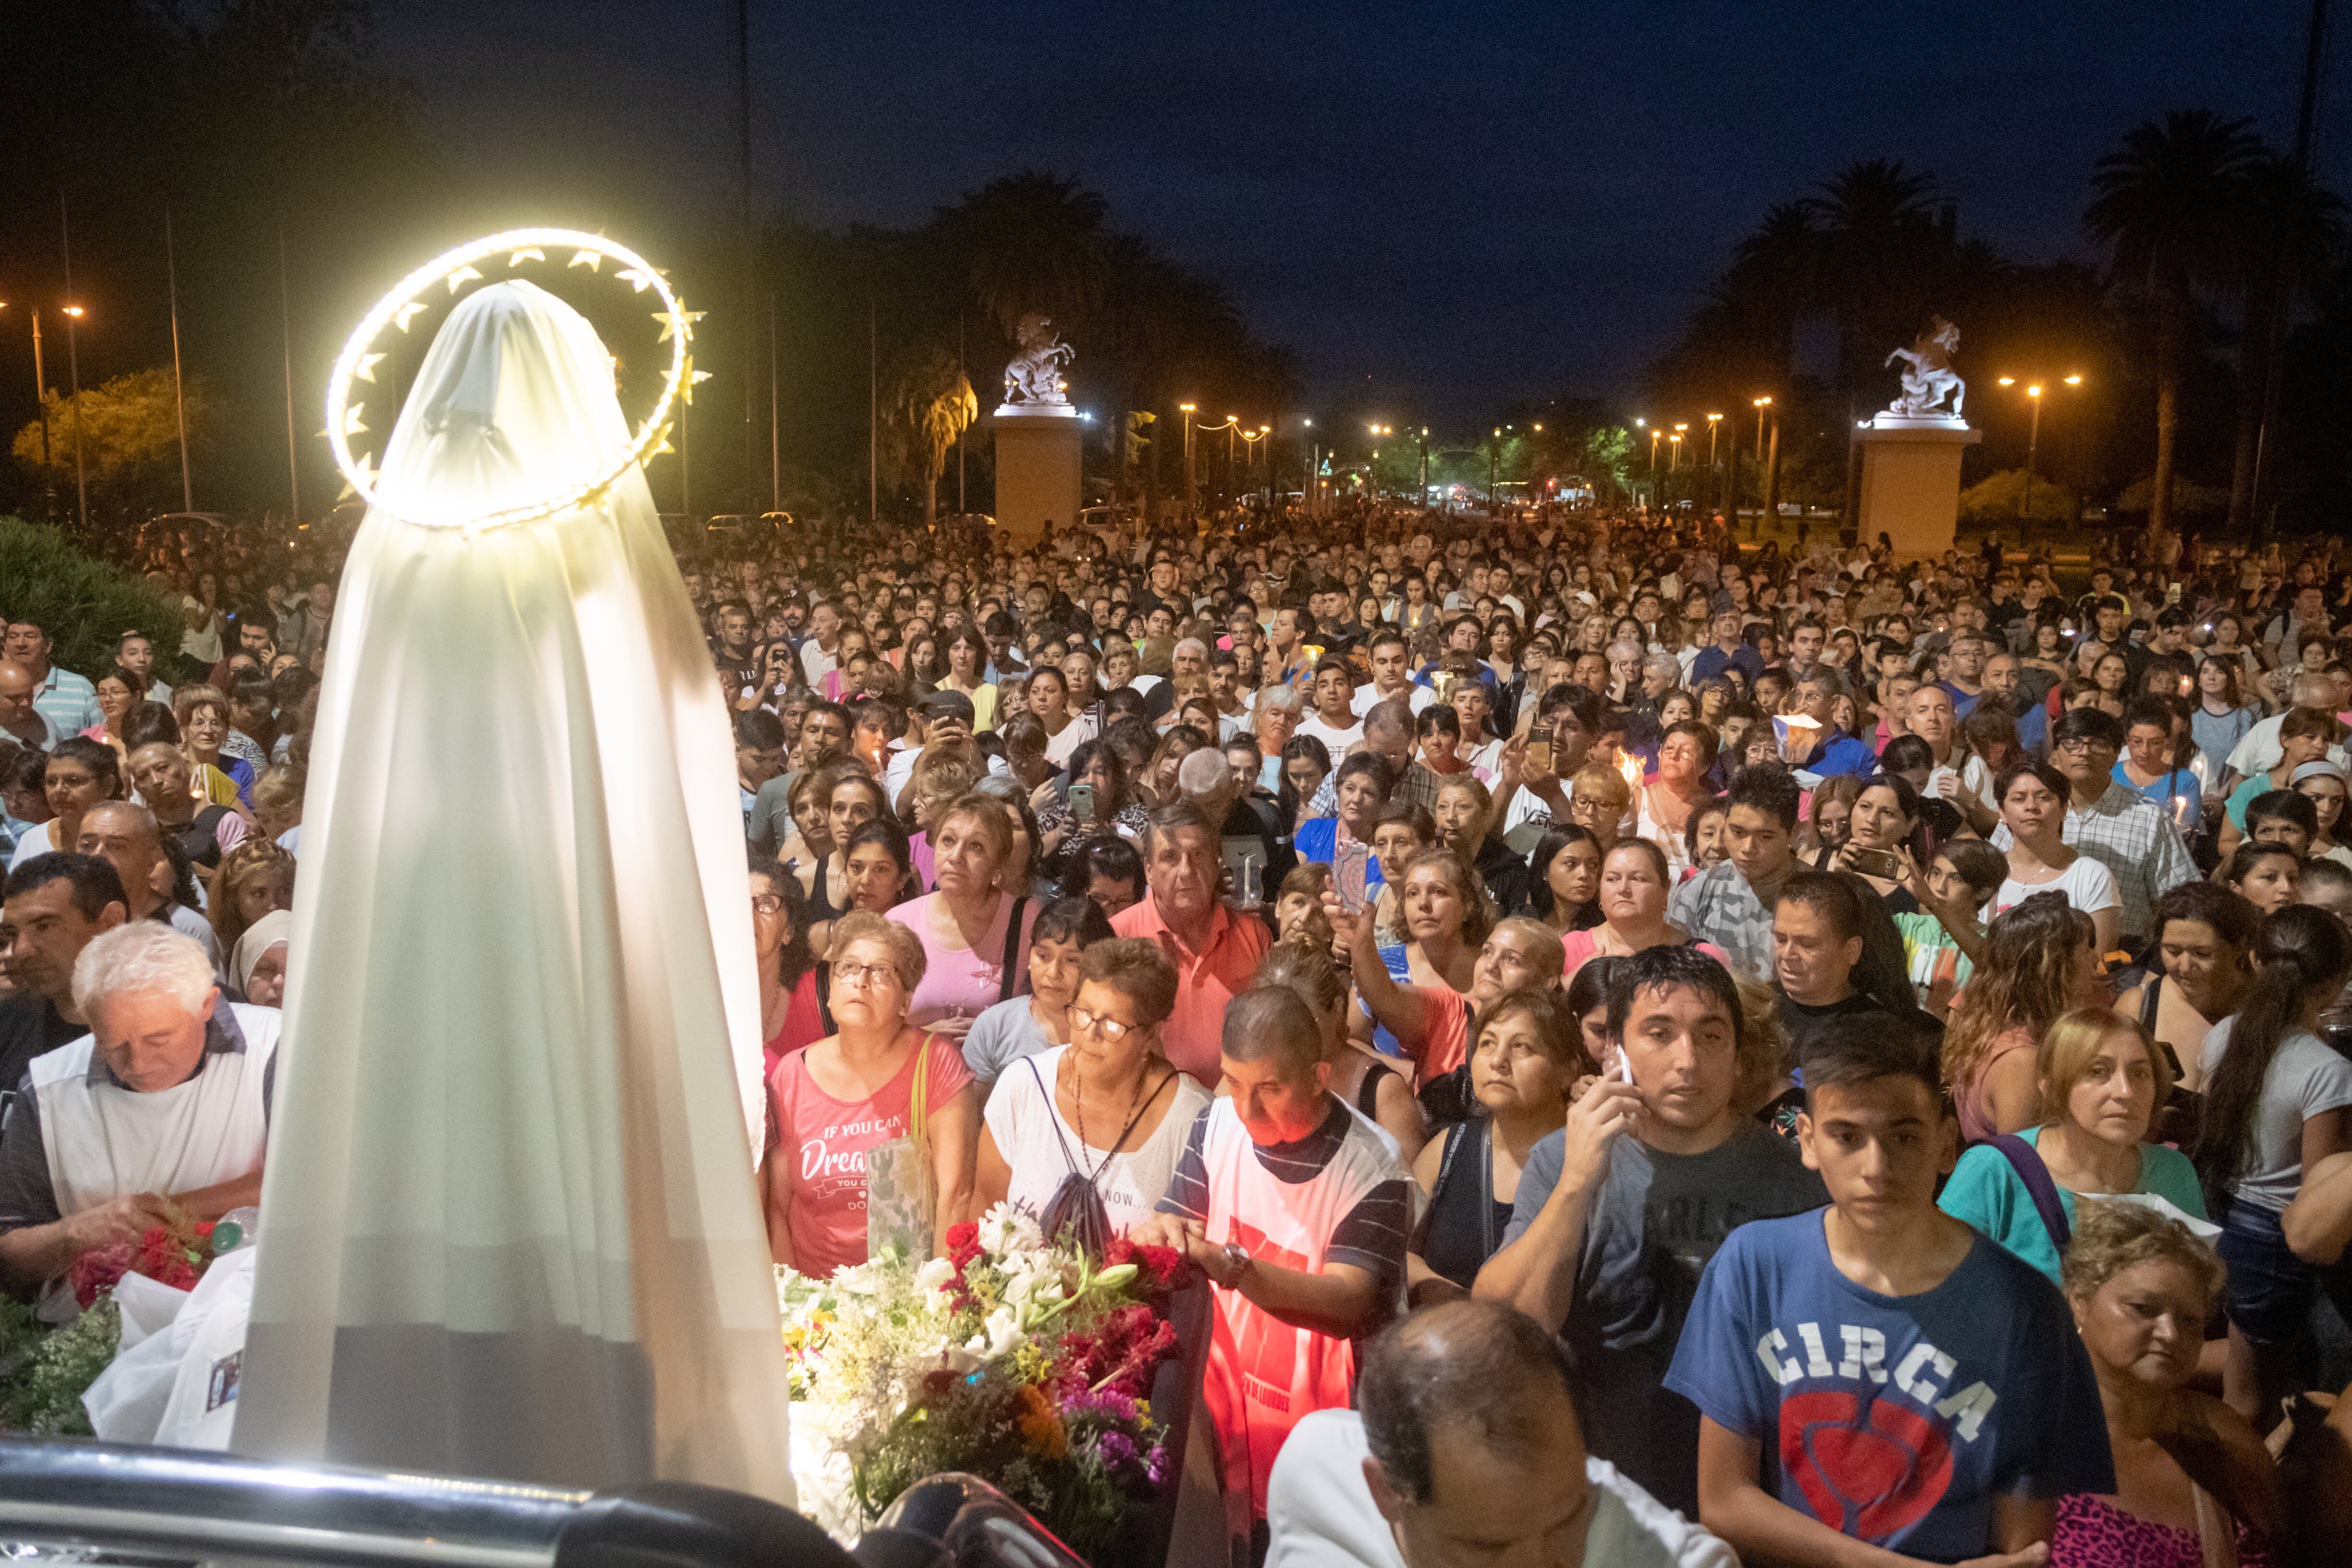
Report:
944,1221,982,1273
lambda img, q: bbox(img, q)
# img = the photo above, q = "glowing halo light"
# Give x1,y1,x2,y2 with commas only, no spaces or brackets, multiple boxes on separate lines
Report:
325,226,692,532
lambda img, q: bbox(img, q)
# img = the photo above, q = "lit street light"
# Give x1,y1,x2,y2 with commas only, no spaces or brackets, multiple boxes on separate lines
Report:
63,304,87,532
1178,401,1197,515
1994,374,2085,530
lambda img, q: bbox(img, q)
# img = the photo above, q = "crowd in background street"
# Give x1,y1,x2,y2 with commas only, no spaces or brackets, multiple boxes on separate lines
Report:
10,496,2352,1565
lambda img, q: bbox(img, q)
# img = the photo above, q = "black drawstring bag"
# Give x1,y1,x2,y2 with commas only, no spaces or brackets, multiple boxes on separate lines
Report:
1024,1056,1165,1262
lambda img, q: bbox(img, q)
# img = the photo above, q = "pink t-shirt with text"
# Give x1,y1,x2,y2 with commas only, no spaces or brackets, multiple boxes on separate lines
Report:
767,1033,973,1278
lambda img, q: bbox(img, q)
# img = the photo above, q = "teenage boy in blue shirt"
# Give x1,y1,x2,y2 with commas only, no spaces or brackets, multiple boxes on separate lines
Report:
1665,1018,2113,1567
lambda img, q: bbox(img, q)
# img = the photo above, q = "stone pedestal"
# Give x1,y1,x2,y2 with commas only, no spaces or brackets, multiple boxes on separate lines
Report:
991,404,1082,547
1855,420,1980,559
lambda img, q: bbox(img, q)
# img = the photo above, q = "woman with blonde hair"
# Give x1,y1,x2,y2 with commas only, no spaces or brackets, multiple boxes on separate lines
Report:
763,909,978,1275
1564,760,1630,852
1940,891,2102,1142
1255,938,1425,1162
2051,1204,2281,1568
885,793,1043,1037
1940,1007,2206,1287
173,684,253,804
208,837,296,959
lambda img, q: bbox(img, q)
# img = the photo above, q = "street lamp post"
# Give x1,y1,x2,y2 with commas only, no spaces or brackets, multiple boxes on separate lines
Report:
1751,397,1774,537
1178,401,1196,516
1994,374,2084,534
1418,426,1430,508
1705,413,1722,510
63,304,87,533
1,304,56,522
1368,423,1391,503
1491,427,1502,512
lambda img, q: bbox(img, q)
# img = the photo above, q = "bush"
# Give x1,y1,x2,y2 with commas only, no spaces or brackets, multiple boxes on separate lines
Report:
1958,468,2078,526
0,515,182,681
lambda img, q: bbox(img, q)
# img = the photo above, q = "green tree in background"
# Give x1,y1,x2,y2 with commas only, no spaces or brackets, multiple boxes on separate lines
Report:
12,370,213,514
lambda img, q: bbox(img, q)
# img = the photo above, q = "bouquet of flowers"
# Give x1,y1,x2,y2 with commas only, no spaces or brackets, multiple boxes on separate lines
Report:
66,1216,217,1309
781,1205,1186,1557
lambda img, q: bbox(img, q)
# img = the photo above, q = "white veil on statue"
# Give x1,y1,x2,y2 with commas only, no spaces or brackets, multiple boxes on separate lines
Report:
233,276,792,1502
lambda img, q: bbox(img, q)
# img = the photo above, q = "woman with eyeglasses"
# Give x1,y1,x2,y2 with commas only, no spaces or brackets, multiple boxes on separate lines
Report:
973,937,1208,1240
764,911,978,1276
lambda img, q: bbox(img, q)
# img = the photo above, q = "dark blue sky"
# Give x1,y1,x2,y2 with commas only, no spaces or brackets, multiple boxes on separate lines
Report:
377,2,2345,421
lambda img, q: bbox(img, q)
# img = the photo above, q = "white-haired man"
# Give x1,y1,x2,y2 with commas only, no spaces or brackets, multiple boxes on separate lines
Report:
0,922,277,1314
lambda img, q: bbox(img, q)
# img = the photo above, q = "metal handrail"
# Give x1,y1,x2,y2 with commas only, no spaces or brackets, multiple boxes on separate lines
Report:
0,1438,853,1568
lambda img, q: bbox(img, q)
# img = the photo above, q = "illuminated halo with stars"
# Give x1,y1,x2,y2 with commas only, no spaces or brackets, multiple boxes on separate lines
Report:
324,227,709,531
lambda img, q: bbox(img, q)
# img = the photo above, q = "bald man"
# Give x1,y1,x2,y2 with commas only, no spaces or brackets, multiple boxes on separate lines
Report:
1136,987,1409,1533
0,662,59,754
1267,1299,1735,1568
73,801,225,980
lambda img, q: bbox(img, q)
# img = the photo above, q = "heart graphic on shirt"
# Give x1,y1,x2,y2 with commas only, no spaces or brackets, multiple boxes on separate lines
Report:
1781,1389,1952,1542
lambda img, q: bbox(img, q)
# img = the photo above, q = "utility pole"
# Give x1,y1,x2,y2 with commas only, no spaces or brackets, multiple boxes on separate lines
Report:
61,194,87,533
868,300,878,527
166,208,193,511
768,295,780,511
737,0,756,512
278,228,299,523
2248,0,2332,540
28,308,55,522
1764,406,1783,536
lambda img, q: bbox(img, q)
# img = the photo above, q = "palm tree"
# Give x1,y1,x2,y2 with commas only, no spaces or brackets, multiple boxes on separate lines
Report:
2086,110,2267,535
1805,159,1945,408
932,172,1111,340
2226,154,2345,531
891,349,978,523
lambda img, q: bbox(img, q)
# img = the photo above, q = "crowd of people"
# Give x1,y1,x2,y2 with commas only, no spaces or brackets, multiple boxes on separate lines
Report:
8,499,2352,1564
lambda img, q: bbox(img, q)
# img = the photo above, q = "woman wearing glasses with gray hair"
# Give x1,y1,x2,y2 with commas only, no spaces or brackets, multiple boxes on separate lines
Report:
973,936,1209,1243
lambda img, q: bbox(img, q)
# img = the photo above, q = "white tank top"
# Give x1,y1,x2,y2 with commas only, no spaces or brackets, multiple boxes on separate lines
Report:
35,1002,277,1219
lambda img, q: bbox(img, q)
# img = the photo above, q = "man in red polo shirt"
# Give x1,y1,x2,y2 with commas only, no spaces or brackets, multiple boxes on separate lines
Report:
1113,802,1270,1081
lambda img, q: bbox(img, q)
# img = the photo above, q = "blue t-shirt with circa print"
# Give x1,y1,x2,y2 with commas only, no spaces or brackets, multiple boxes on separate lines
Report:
1664,1211,2113,1564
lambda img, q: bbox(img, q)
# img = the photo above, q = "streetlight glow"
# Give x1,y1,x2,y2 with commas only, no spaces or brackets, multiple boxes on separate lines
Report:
2063,375,2083,385
1997,377,2015,386
63,306,85,318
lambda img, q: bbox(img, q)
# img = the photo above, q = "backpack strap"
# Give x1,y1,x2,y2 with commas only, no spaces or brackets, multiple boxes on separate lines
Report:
996,896,1030,1004
1988,1132,2072,1257
1024,1054,1081,1176
2140,973,2163,1033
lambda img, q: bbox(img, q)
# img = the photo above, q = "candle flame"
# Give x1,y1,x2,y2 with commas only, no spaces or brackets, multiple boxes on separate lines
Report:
1618,752,1643,793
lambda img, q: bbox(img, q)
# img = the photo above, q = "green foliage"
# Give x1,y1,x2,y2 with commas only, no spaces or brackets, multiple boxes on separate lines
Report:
0,516,184,679
1957,468,2078,524
13,372,211,511
0,1297,117,1437
2116,475,2230,518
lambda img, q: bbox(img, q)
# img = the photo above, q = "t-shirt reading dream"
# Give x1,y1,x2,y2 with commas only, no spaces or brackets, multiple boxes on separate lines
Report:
1664,1212,2114,1562
766,1033,974,1278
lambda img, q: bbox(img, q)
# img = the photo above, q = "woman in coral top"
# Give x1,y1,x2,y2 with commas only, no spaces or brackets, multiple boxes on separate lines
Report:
764,912,977,1277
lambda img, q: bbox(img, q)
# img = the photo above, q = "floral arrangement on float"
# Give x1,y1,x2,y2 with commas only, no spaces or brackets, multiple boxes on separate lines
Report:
0,1213,230,1434
780,1204,1184,1556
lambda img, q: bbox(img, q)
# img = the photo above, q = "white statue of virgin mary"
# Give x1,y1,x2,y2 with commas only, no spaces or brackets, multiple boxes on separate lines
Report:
232,276,793,1502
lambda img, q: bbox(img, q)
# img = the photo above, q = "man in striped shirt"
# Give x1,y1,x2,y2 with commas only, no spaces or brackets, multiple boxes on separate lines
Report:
1138,987,1409,1539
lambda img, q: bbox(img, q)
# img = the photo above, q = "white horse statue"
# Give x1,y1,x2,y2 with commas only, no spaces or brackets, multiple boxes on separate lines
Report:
1884,316,1965,419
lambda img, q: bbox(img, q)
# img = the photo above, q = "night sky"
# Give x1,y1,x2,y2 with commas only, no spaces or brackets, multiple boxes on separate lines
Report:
372,4,2345,421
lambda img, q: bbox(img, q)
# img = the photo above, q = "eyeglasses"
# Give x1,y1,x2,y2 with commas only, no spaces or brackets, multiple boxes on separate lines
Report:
833,960,900,988
1069,1006,1143,1042
751,894,785,915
